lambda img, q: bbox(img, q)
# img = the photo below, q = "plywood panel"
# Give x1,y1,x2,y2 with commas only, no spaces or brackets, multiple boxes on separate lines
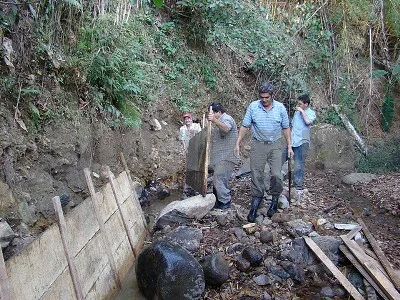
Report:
64,198,99,258
116,171,131,201
6,225,67,300
5,171,145,300
186,129,209,195
85,263,118,300
41,268,76,300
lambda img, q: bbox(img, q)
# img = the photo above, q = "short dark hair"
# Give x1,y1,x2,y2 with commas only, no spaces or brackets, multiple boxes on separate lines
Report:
210,102,226,114
259,82,275,94
298,94,310,105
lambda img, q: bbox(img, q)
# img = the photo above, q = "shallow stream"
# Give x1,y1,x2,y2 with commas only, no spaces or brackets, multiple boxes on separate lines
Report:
115,189,182,299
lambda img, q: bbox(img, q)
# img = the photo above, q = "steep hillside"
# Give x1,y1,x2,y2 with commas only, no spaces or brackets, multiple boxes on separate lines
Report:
1,0,399,247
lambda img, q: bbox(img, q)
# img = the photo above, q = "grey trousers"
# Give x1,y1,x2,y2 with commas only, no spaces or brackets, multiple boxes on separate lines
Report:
213,160,235,204
250,139,283,198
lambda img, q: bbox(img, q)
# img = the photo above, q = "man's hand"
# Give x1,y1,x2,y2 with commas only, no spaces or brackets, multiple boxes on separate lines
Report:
207,111,216,123
234,144,240,159
296,106,304,113
288,146,294,159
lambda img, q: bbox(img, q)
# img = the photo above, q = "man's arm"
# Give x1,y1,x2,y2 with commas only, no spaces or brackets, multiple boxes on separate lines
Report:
208,112,230,133
297,107,311,125
234,126,250,157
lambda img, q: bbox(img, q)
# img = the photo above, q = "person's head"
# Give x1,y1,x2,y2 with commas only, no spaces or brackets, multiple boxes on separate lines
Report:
210,102,226,118
297,94,310,110
183,112,193,125
258,82,275,108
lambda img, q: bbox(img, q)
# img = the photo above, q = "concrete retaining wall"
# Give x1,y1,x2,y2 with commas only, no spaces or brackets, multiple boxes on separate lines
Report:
5,171,146,300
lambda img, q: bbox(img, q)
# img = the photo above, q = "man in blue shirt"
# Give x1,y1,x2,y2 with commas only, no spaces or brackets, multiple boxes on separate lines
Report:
283,94,316,198
235,83,294,222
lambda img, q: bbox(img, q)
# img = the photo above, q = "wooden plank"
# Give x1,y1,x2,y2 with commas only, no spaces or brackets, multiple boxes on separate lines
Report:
0,246,10,300
346,225,362,240
202,106,212,196
186,128,209,196
339,245,389,300
341,236,400,300
304,237,365,300
84,168,122,290
6,225,68,300
106,166,137,257
53,196,84,300
119,152,147,230
357,218,400,291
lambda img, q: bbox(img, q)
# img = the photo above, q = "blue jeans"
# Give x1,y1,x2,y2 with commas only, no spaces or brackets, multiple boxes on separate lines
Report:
282,143,309,190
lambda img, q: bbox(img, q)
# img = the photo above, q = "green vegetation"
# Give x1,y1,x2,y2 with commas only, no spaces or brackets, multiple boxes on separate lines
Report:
1,0,399,134
357,139,400,173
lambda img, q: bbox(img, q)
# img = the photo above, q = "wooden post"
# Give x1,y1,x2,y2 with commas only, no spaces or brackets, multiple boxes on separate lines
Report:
0,246,10,300
84,168,122,290
304,237,365,300
119,152,147,230
357,218,400,291
202,106,212,196
53,196,84,300
106,166,137,257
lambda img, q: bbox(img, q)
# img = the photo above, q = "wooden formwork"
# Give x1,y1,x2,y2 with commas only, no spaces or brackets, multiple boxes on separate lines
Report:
1,169,147,300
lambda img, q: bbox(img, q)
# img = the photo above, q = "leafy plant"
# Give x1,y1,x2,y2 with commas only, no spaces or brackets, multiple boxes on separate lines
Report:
372,64,400,131
357,139,400,173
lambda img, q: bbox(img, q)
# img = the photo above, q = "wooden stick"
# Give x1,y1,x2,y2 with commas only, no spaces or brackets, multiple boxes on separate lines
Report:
0,246,11,300
84,168,122,290
341,236,400,300
119,152,147,231
202,106,212,196
339,245,389,300
106,166,137,257
333,104,368,155
304,237,365,300
357,218,400,291
53,196,84,300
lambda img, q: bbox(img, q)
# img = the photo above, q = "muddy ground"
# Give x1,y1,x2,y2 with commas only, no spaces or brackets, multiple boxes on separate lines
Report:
144,169,400,299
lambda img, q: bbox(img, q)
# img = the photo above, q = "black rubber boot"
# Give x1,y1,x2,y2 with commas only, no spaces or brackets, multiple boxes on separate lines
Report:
267,195,279,218
247,196,262,223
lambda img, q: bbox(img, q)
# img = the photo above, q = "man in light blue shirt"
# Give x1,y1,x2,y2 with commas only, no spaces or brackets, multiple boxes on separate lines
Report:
283,94,316,194
235,83,294,222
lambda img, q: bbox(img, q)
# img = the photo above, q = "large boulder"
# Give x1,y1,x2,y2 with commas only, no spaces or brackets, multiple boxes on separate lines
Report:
156,194,215,222
342,173,377,185
163,226,203,253
308,124,355,170
136,240,205,300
